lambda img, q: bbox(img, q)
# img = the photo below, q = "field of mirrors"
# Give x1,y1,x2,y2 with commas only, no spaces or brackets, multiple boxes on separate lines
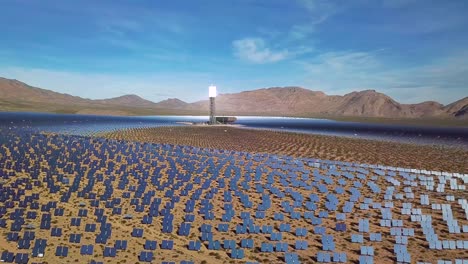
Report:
0,130,467,264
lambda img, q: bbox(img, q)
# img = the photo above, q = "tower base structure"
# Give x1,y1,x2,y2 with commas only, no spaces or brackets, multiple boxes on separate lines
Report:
209,97,216,125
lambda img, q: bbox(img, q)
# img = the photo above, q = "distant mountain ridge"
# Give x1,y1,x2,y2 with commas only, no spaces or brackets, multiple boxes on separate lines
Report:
94,94,157,108
442,97,468,118
0,77,466,119
155,98,189,109
0,77,88,104
186,86,467,119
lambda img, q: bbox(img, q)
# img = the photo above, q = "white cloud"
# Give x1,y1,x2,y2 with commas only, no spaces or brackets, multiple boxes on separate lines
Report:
232,38,289,64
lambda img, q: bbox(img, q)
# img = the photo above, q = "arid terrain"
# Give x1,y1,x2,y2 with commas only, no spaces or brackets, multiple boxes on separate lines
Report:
101,126,468,173
1,77,467,122
2,0,467,262
0,130,467,264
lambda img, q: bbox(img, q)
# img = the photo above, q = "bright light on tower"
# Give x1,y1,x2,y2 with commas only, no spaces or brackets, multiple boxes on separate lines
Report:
209,85,217,98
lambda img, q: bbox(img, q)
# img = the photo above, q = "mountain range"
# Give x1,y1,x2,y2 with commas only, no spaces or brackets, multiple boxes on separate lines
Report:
0,77,467,120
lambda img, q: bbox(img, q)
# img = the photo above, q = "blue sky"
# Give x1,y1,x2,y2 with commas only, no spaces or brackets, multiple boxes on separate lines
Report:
1,0,467,104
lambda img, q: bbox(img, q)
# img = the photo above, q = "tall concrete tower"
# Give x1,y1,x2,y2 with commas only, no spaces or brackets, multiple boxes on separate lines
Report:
209,85,217,125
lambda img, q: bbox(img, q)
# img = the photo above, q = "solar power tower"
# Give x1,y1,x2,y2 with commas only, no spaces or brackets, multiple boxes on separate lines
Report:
209,85,217,125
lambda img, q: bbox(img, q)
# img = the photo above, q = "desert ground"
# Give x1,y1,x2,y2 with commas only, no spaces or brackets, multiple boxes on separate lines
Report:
101,126,468,173
0,127,467,264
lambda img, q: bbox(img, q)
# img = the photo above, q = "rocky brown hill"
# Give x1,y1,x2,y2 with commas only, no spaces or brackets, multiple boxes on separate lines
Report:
443,97,468,119
0,77,88,104
154,98,189,109
0,77,466,119
94,94,157,108
187,87,467,119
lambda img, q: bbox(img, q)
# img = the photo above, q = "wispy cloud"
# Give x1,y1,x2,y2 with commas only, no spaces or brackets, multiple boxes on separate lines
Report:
92,10,190,63
289,25,316,41
298,0,339,22
100,19,143,37
382,53,468,93
381,0,421,9
378,0,467,35
299,50,468,104
298,50,383,94
1,0,467,106
232,38,290,64
86,3,188,55
289,0,341,40
303,51,381,72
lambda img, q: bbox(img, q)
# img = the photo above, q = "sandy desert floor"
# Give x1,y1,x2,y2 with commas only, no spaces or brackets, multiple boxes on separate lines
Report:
0,128,467,264
101,126,468,173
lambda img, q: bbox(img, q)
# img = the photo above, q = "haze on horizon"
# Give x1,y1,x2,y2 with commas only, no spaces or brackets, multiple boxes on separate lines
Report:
1,0,467,104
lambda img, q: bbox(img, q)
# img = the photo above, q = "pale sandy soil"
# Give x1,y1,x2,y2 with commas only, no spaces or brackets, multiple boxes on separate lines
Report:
100,126,468,173
0,130,467,264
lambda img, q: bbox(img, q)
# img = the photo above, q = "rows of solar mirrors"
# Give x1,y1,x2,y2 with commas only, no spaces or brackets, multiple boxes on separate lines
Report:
0,131,467,264
0,116,189,137
1,112,467,147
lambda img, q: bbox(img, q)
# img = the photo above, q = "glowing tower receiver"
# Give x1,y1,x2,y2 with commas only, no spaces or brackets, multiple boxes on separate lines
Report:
209,85,217,125
209,85,217,98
